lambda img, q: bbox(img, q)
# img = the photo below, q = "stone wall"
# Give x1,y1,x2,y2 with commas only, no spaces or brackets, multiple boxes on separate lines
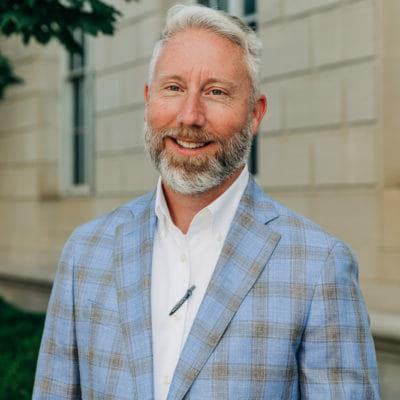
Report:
257,0,400,326
0,37,62,296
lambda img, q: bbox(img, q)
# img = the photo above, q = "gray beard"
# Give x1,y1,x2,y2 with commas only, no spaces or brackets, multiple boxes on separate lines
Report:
144,121,253,195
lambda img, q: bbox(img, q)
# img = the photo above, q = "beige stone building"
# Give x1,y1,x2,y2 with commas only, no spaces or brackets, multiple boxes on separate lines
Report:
0,0,399,396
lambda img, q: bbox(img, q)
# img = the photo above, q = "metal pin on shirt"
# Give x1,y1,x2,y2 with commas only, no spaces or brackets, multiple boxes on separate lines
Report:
169,285,196,316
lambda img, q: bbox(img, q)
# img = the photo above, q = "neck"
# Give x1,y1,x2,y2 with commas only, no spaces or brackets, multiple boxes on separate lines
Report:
162,167,244,234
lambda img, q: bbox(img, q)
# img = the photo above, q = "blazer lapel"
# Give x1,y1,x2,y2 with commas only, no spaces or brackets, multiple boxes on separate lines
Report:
167,179,281,400
113,195,156,400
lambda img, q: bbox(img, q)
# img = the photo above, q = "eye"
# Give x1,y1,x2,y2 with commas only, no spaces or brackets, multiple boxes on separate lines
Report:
210,88,224,96
167,85,181,92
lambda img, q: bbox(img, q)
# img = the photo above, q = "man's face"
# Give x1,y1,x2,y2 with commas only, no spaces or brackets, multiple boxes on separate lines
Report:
144,28,266,194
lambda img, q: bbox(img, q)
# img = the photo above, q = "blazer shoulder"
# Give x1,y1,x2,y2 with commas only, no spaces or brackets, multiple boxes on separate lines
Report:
261,191,350,254
261,194,358,285
69,191,154,244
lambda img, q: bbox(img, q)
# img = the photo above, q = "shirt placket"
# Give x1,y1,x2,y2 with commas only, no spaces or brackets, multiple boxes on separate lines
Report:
163,229,190,392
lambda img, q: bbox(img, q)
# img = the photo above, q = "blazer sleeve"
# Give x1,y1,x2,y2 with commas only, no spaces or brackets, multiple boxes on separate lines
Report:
298,241,380,399
32,236,81,399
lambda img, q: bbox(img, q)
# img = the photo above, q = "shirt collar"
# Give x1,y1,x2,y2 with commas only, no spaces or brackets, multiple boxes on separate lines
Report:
155,178,172,235
206,164,249,236
155,165,249,237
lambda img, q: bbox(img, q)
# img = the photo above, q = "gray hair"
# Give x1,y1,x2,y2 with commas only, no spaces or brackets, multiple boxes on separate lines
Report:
147,4,262,100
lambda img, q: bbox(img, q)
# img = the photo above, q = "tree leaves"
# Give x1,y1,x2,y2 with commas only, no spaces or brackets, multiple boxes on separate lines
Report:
0,0,125,99
0,0,121,53
0,53,23,99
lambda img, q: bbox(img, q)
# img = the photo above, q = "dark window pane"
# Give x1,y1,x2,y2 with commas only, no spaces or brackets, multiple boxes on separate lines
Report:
72,77,84,129
248,20,257,32
69,52,84,70
69,56,85,185
216,0,228,10
68,31,85,71
72,76,84,184
198,0,227,11
249,134,258,175
73,132,85,185
244,0,256,16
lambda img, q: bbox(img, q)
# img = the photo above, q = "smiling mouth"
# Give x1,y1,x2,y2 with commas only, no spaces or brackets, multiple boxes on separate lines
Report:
172,138,212,149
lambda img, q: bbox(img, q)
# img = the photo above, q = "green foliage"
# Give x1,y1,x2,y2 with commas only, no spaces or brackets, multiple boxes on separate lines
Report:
0,297,45,399
0,52,23,99
0,0,123,99
0,0,121,54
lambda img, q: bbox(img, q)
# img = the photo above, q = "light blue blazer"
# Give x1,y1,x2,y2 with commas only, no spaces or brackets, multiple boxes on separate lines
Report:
33,178,380,399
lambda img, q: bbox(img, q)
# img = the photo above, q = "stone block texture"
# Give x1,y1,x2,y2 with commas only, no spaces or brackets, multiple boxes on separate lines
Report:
260,19,310,78
259,0,379,192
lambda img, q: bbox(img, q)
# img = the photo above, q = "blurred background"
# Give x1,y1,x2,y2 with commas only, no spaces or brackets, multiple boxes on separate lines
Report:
0,0,399,397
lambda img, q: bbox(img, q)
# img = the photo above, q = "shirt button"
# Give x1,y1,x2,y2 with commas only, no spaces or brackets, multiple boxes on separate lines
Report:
163,375,171,385
217,233,223,242
180,254,187,263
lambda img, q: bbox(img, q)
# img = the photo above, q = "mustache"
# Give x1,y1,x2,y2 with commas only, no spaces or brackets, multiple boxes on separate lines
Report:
157,127,219,143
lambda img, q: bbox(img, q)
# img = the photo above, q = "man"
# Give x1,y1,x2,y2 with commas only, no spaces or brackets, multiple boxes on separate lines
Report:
33,4,379,399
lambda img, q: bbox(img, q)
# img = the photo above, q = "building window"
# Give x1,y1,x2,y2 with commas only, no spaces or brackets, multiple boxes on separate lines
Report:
198,0,228,10
198,0,258,174
62,31,94,194
242,0,257,31
198,0,257,29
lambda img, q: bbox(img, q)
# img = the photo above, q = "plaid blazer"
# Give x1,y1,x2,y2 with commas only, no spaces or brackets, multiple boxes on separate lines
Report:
33,178,379,399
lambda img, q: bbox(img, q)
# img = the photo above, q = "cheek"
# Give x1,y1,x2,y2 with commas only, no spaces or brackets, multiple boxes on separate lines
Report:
206,106,249,137
147,100,179,129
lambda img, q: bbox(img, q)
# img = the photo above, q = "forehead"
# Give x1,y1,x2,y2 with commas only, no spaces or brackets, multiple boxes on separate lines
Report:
153,28,249,82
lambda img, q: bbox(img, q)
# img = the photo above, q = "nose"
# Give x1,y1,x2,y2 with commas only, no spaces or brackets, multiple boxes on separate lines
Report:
176,93,206,127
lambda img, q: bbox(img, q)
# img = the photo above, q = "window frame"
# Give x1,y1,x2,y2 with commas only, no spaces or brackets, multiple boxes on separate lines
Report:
59,34,95,197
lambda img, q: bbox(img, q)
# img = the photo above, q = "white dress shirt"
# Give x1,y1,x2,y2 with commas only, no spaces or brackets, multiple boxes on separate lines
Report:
151,165,249,400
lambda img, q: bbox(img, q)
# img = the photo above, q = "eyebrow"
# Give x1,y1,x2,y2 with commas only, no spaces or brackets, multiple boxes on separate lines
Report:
157,74,183,82
157,74,239,91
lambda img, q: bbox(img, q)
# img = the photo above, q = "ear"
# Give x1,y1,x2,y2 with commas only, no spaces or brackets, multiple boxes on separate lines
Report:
250,94,267,136
144,84,150,121
144,83,150,104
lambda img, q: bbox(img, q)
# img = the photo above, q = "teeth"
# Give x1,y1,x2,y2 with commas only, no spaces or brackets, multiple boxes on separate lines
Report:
176,139,206,149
